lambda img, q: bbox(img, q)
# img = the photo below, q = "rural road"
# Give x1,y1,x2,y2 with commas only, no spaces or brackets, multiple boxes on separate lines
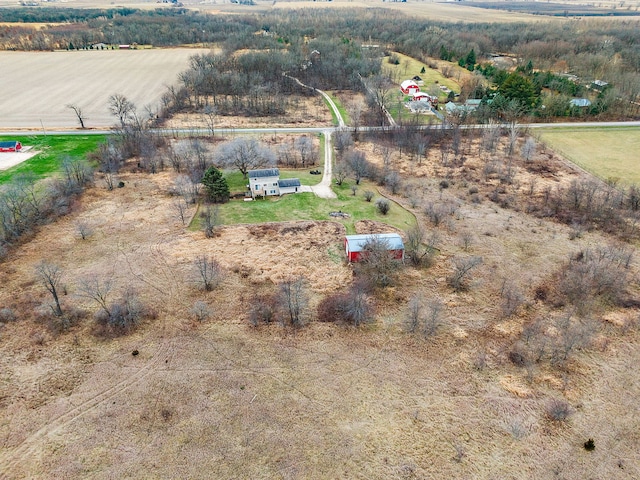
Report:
4,120,639,138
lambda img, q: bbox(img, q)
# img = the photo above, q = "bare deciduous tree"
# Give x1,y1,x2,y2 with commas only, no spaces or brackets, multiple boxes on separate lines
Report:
35,261,64,316
334,161,349,186
108,93,136,128
66,103,87,129
521,137,537,162
346,149,369,185
294,136,315,167
172,198,189,226
215,137,276,178
79,276,114,319
278,276,308,328
201,205,220,238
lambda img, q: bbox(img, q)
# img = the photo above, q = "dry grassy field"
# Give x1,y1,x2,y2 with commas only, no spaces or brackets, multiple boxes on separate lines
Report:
0,48,208,130
0,128,639,478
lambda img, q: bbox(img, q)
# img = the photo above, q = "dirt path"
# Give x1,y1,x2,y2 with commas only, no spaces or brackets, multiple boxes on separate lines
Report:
310,130,337,199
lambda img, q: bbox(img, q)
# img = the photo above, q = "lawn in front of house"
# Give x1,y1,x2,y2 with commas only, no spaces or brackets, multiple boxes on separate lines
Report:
199,179,415,234
536,126,640,186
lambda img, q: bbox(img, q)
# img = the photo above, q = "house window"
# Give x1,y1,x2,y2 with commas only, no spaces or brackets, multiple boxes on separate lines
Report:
273,182,277,186
270,190,276,194
254,185,259,190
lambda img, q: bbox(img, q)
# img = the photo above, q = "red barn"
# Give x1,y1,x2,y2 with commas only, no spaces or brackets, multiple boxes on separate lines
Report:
0,141,22,152
345,233,405,263
400,80,420,95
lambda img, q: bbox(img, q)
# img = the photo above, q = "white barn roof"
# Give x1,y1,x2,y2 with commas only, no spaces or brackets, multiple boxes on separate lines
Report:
345,233,404,253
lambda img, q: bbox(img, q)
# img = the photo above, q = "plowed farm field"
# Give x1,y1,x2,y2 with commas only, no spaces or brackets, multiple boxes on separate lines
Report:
0,48,208,130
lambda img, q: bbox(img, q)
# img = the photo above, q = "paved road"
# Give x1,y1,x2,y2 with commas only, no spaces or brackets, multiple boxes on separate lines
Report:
3,120,639,138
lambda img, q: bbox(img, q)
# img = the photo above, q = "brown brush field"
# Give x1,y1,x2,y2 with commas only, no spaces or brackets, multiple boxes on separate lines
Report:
0,48,208,130
0,126,639,478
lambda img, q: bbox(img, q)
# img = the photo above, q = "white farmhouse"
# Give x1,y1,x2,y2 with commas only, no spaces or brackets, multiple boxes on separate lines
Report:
248,168,301,198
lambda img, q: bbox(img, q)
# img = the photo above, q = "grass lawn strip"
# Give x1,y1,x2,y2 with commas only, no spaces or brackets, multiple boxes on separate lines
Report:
0,135,106,185
537,126,640,186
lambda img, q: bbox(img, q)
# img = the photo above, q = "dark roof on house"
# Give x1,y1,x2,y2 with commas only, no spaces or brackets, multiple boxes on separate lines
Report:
249,168,280,178
278,178,301,188
345,233,404,253
0,141,19,148
412,75,422,81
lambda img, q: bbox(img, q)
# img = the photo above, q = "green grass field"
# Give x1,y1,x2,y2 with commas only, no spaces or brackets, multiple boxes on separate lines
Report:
0,135,106,184
383,52,462,95
198,179,415,234
536,126,640,186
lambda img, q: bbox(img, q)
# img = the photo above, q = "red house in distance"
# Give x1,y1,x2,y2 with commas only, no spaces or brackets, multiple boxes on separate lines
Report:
0,141,22,152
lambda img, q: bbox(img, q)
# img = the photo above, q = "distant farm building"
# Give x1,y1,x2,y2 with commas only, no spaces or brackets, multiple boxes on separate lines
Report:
411,92,438,105
569,98,592,108
0,141,22,152
400,80,420,95
248,168,301,198
344,233,405,263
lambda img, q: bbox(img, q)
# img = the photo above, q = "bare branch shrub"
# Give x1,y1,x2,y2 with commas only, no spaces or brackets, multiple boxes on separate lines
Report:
191,301,212,323
247,294,278,327
317,282,373,326
545,398,574,422
405,224,435,268
0,307,17,322
93,287,150,336
447,256,483,292
500,280,525,318
75,220,93,240
375,198,390,215
554,244,633,313
423,299,444,337
193,255,223,291
354,237,403,288
363,190,374,202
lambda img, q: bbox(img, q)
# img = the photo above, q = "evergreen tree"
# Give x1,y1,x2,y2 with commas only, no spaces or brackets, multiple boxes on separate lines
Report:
202,166,230,203
499,72,537,108
465,49,476,71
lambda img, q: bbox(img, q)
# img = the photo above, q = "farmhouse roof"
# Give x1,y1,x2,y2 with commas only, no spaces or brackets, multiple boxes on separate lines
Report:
0,141,19,148
401,80,418,89
345,233,404,253
278,178,301,188
249,168,280,178
569,98,592,107
412,75,422,81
